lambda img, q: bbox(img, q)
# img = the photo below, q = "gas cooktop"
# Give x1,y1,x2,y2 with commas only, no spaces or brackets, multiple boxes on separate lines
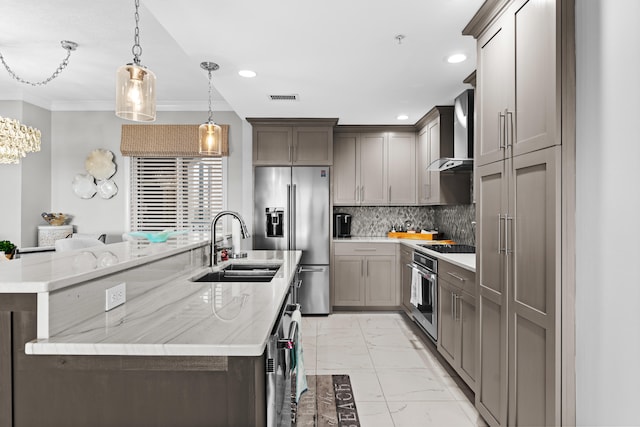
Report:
418,244,476,254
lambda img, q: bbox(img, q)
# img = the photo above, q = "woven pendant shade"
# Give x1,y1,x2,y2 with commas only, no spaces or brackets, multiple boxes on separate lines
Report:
120,124,229,157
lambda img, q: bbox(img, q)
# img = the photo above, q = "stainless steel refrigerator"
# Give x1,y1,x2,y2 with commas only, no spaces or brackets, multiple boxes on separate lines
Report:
254,166,330,314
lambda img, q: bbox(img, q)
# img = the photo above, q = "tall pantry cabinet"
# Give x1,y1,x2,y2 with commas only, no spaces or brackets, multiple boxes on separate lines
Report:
464,0,574,426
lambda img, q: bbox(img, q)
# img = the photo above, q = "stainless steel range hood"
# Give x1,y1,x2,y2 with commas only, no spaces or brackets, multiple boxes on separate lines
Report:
428,89,474,172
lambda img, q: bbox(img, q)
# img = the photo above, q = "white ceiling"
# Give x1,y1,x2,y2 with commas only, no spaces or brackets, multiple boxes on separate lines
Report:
0,0,483,125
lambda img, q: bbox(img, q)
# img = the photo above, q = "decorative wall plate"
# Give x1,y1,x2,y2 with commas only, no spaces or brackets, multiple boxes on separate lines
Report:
72,174,97,199
85,149,116,180
97,179,118,199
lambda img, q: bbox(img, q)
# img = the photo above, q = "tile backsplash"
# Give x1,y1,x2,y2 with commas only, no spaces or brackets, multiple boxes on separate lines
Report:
334,204,476,246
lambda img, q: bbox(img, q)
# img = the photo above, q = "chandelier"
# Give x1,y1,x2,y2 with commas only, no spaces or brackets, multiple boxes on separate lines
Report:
199,61,223,156
0,117,41,164
0,40,78,86
115,0,156,122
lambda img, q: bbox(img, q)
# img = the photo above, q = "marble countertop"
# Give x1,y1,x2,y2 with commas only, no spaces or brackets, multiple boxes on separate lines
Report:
26,250,302,357
333,236,475,272
0,234,211,293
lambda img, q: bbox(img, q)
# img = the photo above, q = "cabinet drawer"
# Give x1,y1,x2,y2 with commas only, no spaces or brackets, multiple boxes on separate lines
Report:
334,242,396,256
439,261,475,291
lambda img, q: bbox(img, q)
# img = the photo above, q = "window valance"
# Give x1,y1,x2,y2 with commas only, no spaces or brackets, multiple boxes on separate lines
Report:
120,124,229,157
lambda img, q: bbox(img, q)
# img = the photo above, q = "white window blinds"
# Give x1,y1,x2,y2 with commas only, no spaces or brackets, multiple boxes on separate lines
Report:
130,157,224,232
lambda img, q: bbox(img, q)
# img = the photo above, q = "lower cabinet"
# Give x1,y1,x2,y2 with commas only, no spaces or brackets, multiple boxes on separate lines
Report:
333,242,398,307
437,260,476,390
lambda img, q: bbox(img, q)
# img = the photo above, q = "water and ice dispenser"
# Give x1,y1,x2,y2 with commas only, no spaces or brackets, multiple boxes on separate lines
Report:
265,208,284,237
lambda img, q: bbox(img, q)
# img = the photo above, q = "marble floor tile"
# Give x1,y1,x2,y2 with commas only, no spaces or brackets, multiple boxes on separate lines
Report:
316,314,361,330
317,327,367,348
357,312,406,330
355,402,395,427
301,316,318,337
362,328,426,351
377,369,456,402
388,401,475,427
316,344,373,370
369,346,432,369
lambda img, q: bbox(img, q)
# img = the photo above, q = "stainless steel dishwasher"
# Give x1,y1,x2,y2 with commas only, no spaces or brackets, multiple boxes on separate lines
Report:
265,297,300,427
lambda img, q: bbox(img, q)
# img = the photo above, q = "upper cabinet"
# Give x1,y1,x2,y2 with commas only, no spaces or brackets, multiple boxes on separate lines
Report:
475,0,559,167
248,118,338,166
416,107,471,205
333,128,415,206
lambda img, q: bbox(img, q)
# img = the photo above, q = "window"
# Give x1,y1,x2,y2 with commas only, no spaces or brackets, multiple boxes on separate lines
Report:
129,157,225,232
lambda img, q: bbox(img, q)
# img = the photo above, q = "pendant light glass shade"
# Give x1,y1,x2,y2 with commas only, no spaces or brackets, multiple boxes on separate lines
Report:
198,122,222,155
116,64,156,122
199,61,223,156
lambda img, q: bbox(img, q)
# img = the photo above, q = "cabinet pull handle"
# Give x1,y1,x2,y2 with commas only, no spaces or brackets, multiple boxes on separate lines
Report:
354,249,377,252
447,272,466,282
506,111,514,148
451,292,455,320
361,186,364,202
388,186,391,201
361,259,364,277
455,295,460,321
366,259,369,277
293,143,297,162
497,214,504,254
499,112,506,149
506,216,514,255
288,144,292,163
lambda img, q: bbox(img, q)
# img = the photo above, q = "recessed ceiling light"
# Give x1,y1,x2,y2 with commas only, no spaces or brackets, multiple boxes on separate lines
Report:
397,114,409,121
447,54,467,64
238,70,257,78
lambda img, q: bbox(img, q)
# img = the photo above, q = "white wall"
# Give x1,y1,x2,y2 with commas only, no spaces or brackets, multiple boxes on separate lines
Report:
575,1,640,425
51,110,246,243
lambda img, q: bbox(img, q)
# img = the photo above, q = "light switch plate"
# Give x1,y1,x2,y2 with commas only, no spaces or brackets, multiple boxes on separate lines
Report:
105,283,126,311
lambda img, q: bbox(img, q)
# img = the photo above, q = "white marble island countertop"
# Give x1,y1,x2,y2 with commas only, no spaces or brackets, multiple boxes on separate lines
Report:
0,234,211,293
25,250,302,357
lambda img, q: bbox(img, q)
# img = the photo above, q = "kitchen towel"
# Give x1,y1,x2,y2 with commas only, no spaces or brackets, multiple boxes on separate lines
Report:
232,221,241,255
291,308,308,403
410,268,422,307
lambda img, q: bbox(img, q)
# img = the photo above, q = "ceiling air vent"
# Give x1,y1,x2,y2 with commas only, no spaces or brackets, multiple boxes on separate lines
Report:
269,94,299,101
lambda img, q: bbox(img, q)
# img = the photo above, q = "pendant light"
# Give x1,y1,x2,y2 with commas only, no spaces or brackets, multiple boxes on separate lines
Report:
199,61,222,156
115,0,156,122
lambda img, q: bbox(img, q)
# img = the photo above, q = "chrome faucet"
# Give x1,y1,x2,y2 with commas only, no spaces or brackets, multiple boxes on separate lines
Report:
210,210,250,266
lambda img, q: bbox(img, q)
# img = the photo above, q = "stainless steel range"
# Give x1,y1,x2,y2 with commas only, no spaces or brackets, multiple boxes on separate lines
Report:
418,244,475,254
407,250,438,342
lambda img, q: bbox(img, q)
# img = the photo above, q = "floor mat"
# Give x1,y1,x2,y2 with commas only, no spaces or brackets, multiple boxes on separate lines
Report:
295,374,360,427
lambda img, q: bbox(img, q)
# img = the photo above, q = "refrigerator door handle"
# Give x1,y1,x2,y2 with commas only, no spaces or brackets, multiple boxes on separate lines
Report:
291,184,297,250
286,184,291,249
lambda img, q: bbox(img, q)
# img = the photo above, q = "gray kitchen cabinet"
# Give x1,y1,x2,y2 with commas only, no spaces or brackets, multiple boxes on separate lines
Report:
333,128,416,206
359,133,388,205
476,145,561,426
437,260,476,390
416,106,470,205
333,242,398,307
387,132,416,205
400,245,413,313
249,119,337,166
333,255,365,306
467,0,568,424
333,132,387,205
474,0,559,168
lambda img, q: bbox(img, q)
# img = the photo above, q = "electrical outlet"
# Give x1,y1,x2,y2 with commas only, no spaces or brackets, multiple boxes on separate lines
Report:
105,283,126,311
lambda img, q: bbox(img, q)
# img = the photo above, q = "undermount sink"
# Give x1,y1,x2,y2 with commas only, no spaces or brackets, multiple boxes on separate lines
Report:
189,263,281,283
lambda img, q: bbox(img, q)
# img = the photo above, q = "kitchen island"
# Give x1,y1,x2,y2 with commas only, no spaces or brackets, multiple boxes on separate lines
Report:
0,235,302,427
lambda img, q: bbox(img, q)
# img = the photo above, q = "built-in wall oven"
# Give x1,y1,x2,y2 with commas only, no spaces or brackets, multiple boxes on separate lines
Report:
408,250,438,342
